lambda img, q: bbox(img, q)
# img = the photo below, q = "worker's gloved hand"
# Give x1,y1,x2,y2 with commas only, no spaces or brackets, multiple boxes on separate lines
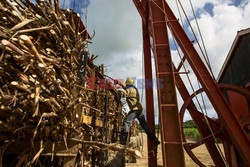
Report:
114,80,126,89
114,80,120,85
121,84,126,89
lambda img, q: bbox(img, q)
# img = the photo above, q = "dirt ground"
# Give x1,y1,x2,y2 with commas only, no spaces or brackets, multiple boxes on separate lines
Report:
126,133,221,167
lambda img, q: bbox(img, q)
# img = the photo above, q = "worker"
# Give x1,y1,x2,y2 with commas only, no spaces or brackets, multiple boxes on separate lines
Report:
114,78,160,147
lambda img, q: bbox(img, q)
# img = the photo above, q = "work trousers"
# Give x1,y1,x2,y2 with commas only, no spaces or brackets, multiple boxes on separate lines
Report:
123,109,158,143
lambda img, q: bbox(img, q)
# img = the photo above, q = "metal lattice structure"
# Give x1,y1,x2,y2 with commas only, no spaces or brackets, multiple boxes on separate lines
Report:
133,0,250,166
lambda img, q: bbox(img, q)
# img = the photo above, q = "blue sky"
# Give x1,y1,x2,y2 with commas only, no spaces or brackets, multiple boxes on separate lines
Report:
60,0,91,15
60,0,250,121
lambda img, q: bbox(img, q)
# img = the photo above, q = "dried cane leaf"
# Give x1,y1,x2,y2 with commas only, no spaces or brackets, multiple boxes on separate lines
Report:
9,19,35,32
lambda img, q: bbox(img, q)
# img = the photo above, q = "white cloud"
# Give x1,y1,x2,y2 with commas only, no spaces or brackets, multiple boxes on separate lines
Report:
83,0,250,121
87,0,142,64
189,1,250,77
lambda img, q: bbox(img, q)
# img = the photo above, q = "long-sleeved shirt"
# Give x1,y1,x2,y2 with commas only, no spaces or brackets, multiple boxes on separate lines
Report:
120,86,142,111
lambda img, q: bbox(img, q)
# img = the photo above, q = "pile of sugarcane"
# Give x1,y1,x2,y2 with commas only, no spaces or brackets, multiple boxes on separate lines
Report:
0,0,126,166
0,0,92,142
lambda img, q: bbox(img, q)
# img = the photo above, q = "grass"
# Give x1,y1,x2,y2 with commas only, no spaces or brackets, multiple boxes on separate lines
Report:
139,121,201,141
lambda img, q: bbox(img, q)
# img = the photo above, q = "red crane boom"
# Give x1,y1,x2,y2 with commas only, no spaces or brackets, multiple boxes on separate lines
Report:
133,0,250,166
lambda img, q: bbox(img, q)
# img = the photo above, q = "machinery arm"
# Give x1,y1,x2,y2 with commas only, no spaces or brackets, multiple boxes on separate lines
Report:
134,0,250,166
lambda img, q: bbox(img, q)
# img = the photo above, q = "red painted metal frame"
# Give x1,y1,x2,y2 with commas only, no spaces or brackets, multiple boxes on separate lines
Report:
163,1,250,166
142,4,158,166
134,0,161,166
176,73,226,166
134,0,224,166
178,83,250,166
143,26,158,167
134,0,250,166
151,0,186,166
134,0,186,166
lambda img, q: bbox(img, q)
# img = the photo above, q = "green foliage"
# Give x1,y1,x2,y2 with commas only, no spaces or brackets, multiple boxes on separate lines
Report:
183,120,196,128
184,128,201,141
183,120,200,140
138,124,160,132
139,120,201,141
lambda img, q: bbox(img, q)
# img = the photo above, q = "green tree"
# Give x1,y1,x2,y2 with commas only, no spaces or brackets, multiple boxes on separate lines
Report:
183,120,196,128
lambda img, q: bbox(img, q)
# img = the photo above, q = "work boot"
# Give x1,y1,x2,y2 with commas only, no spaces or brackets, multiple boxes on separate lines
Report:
148,132,160,146
120,132,128,145
153,139,160,146
150,139,160,153
151,137,160,151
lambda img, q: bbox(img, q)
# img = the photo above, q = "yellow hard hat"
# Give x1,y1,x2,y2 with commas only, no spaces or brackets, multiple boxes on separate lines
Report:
125,77,134,85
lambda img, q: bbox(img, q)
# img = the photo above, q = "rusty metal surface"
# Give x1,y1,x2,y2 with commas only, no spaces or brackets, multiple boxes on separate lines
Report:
178,86,226,166
134,0,250,166
136,0,186,166
134,0,186,166
163,1,250,166
142,3,158,165
133,1,158,165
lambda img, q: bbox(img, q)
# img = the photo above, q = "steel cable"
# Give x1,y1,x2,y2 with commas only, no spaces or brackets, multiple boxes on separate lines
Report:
188,0,215,80
176,0,215,79
169,29,229,167
149,1,228,164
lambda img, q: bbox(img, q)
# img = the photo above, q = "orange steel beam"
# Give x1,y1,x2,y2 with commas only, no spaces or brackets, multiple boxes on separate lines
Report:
149,0,185,166
142,24,158,167
142,0,158,166
134,0,158,165
135,1,227,164
134,0,250,166
163,1,250,165
134,0,186,166
175,68,227,166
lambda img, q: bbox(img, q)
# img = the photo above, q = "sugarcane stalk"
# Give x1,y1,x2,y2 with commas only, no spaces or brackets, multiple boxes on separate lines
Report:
11,81,32,94
12,25,53,38
0,0,124,166
19,35,45,65
70,138,142,157
1,39,24,55
9,19,34,32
